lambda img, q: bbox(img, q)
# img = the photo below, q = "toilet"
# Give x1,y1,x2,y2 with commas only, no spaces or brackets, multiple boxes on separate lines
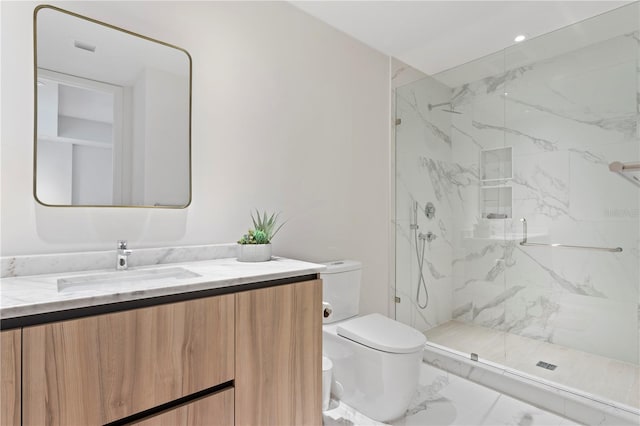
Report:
321,260,426,422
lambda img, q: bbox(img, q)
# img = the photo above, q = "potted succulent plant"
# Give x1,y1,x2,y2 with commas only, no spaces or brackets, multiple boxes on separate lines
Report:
237,210,285,262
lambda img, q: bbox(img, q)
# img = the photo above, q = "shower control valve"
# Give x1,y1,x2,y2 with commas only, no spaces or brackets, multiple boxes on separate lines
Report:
419,231,437,242
425,202,436,220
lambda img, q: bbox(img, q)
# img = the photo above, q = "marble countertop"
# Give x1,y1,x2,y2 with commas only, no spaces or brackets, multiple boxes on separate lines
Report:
1,257,325,321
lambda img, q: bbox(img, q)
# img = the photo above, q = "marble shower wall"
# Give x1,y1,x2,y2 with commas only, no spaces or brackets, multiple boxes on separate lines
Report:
395,74,456,333
395,30,639,366
449,32,640,365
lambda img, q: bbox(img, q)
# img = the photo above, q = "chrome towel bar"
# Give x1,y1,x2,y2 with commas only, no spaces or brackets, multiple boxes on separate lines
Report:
519,218,622,253
609,161,640,172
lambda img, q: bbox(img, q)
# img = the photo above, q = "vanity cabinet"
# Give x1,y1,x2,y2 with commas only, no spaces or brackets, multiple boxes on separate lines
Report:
22,294,234,425
1,329,21,426
6,276,321,425
236,279,322,426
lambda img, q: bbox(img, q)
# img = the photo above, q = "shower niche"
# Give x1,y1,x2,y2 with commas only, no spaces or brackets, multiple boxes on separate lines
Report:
480,147,512,219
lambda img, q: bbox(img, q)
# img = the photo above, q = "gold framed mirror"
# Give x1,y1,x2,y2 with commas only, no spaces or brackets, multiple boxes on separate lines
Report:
34,5,192,208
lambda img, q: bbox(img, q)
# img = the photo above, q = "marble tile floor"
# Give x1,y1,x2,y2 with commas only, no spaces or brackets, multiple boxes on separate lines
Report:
323,362,578,426
425,320,640,409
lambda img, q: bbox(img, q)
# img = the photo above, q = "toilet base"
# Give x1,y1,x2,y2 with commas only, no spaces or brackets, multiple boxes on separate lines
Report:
323,323,423,422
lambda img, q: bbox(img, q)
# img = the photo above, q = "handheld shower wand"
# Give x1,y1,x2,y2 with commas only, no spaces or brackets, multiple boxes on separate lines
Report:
410,200,419,230
411,200,430,309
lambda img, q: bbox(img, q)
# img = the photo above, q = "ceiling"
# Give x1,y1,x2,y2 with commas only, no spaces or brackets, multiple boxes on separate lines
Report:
37,6,189,87
290,1,631,77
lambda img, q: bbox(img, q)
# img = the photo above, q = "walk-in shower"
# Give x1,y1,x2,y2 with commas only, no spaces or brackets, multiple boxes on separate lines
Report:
394,2,639,414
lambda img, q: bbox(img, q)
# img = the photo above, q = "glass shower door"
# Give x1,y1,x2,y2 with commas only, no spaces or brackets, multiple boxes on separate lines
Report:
502,3,640,408
394,74,458,335
394,57,508,366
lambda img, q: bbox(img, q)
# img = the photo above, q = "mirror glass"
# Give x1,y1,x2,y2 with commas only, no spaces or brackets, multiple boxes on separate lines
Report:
34,5,191,207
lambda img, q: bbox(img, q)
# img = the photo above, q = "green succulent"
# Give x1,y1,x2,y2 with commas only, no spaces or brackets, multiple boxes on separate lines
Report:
237,230,254,245
238,210,285,245
253,229,269,244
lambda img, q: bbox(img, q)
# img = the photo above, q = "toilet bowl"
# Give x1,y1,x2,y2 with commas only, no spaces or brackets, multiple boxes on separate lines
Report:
322,356,333,411
320,261,426,422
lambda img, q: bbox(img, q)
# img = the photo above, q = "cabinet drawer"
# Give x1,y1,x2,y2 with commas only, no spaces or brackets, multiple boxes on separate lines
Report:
133,388,234,426
23,294,234,425
1,329,21,426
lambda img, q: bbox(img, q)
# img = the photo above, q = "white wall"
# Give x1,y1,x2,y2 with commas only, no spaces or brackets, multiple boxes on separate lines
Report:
35,139,72,205
142,68,189,206
0,1,391,316
131,69,146,204
72,144,113,205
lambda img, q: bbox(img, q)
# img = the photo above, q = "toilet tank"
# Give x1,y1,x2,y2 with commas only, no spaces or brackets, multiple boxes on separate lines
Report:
321,260,362,324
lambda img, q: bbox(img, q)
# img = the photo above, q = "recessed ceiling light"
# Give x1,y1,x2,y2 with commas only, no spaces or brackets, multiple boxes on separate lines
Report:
514,34,526,43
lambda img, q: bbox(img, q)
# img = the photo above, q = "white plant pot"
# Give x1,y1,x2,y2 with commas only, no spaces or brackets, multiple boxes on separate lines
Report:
237,243,272,262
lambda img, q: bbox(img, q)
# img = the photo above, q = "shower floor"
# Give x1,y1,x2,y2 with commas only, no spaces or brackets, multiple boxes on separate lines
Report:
424,320,640,409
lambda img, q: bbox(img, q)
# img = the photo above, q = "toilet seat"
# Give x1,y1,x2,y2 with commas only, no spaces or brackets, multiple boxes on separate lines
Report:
336,313,426,354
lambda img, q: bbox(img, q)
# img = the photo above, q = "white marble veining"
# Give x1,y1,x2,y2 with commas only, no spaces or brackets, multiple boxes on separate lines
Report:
1,243,239,278
395,74,456,333
394,8,639,410
323,362,581,426
422,340,640,425
1,255,325,320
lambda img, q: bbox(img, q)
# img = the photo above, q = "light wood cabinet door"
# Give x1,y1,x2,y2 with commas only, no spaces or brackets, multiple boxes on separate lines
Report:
235,279,322,426
1,329,21,426
133,388,234,426
23,294,234,425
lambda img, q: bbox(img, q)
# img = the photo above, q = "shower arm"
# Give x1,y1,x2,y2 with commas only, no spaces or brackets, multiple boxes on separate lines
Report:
519,218,622,253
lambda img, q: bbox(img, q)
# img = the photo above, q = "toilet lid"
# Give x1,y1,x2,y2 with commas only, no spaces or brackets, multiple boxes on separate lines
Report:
336,313,427,354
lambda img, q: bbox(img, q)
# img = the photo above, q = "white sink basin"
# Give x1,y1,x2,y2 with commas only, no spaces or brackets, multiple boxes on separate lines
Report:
57,267,201,292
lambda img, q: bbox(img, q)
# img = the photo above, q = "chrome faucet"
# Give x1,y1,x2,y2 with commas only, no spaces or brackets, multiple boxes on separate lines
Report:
116,240,133,270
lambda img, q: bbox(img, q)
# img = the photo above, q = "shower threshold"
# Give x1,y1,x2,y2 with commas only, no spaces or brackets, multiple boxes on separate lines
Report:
424,320,638,408
423,338,639,425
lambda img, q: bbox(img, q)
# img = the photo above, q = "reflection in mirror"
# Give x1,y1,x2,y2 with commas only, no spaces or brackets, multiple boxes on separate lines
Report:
34,5,192,207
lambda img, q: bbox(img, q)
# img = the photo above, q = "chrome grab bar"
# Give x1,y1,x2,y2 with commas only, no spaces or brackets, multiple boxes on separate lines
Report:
519,218,622,253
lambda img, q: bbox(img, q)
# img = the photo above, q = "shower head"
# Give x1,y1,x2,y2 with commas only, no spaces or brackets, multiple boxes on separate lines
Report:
428,101,462,115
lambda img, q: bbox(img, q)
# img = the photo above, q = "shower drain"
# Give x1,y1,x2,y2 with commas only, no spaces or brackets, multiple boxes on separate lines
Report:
536,361,557,371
